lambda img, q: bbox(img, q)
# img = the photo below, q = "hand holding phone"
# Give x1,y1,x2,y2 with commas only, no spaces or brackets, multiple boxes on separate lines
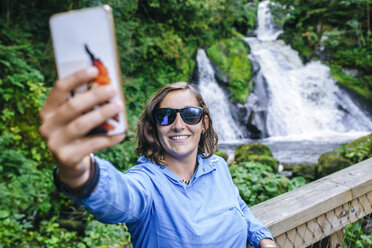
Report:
39,6,127,187
49,5,128,136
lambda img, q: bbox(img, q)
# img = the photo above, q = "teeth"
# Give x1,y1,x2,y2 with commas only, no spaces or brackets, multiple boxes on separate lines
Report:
171,135,188,140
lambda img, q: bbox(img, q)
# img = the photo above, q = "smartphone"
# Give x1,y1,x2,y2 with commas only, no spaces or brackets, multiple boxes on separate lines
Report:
49,5,128,136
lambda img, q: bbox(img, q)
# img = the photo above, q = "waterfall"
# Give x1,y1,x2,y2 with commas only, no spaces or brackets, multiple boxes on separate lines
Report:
196,49,244,142
256,0,282,41
245,0,372,137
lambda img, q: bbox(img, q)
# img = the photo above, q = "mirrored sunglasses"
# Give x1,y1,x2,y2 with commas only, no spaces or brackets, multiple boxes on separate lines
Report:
153,107,204,126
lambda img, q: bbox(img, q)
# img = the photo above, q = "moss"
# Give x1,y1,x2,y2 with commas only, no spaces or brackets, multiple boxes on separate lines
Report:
291,163,315,181
345,134,372,149
315,152,352,179
234,144,278,171
330,65,372,102
206,38,253,103
337,134,372,163
235,144,273,160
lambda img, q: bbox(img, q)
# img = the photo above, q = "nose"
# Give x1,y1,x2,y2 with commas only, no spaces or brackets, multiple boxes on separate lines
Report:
172,112,185,130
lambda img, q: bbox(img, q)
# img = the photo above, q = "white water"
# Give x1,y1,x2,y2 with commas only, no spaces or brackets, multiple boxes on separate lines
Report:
196,49,244,142
244,0,372,138
213,0,372,163
256,0,282,41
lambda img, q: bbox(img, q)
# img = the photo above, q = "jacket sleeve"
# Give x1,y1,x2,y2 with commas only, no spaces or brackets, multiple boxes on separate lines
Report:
75,157,153,224
236,188,274,248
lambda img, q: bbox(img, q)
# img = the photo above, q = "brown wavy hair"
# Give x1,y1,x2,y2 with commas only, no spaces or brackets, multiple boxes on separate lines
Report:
135,82,218,165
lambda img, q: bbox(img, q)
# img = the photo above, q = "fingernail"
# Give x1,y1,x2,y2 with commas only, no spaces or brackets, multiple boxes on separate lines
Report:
86,67,98,76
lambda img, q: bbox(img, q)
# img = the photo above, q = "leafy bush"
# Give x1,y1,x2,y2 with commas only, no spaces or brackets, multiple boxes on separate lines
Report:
344,221,372,248
0,0,260,246
230,161,306,206
337,134,372,164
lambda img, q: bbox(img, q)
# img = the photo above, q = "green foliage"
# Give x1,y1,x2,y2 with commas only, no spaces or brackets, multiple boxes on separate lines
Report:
230,161,306,205
0,21,52,165
0,0,259,246
0,137,54,246
207,38,253,103
330,64,372,101
344,221,372,248
83,219,132,247
337,134,372,163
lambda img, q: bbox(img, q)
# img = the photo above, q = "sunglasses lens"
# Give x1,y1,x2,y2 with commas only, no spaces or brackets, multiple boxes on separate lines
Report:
154,108,176,126
181,107,203,125
154,107,204,126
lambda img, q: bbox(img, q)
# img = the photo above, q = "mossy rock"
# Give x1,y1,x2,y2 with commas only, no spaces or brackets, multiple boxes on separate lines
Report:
235,144,273,161
337,134,372,163
345,134,372,149
234,144,278,171
206,38,253,103
215,150,228,161
315,152,353,179
291,163,315,181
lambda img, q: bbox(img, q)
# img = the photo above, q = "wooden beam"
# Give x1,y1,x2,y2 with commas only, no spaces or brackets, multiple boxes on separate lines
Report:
250,158,372,238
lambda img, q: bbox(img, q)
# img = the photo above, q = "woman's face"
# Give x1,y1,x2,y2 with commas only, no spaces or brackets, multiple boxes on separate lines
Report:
156,90,208,162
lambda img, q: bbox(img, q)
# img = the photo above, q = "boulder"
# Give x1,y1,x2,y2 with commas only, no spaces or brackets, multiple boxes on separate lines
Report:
290,162,315,181
315,152,352,179
234,144,279,171
235,143,272,159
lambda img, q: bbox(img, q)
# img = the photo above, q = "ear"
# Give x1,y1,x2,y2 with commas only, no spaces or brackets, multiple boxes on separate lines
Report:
202,114,209,132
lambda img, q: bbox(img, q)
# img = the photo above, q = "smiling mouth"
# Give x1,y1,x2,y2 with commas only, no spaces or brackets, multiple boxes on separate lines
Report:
170,135,189,140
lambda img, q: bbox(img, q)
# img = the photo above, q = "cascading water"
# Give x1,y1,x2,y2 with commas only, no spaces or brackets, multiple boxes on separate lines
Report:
196,0,371,163
245,0,372,138
196,49,244,142
256,0,282,41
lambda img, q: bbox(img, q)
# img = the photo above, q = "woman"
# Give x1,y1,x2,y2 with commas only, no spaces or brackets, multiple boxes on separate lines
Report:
39,67,277,248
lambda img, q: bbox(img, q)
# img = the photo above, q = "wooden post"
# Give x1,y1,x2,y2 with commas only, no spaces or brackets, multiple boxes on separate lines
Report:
330,229,344,248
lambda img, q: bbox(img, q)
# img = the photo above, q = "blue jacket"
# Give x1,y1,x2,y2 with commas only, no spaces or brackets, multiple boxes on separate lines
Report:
76,154,273,248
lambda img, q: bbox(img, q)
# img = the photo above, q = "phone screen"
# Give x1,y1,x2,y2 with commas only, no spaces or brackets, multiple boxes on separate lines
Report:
49,5,128,136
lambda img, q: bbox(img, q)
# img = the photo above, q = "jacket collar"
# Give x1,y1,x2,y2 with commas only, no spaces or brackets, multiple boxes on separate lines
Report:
137,154,217,185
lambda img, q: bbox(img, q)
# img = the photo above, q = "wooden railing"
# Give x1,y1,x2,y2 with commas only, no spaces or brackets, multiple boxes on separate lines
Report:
250,158,372,248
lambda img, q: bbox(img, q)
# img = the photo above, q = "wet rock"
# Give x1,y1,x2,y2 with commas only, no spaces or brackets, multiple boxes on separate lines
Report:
290,162,315,181
235,143,273,158
315,152,352,179
234,144,279,171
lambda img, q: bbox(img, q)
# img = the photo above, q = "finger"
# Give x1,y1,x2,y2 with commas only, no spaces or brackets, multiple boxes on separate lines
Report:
59,99,124,144
40,85,117,136
55,134,126,167
40,67,99,120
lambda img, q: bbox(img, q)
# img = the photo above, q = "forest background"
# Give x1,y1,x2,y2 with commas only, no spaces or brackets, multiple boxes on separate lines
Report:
0,0,371,246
